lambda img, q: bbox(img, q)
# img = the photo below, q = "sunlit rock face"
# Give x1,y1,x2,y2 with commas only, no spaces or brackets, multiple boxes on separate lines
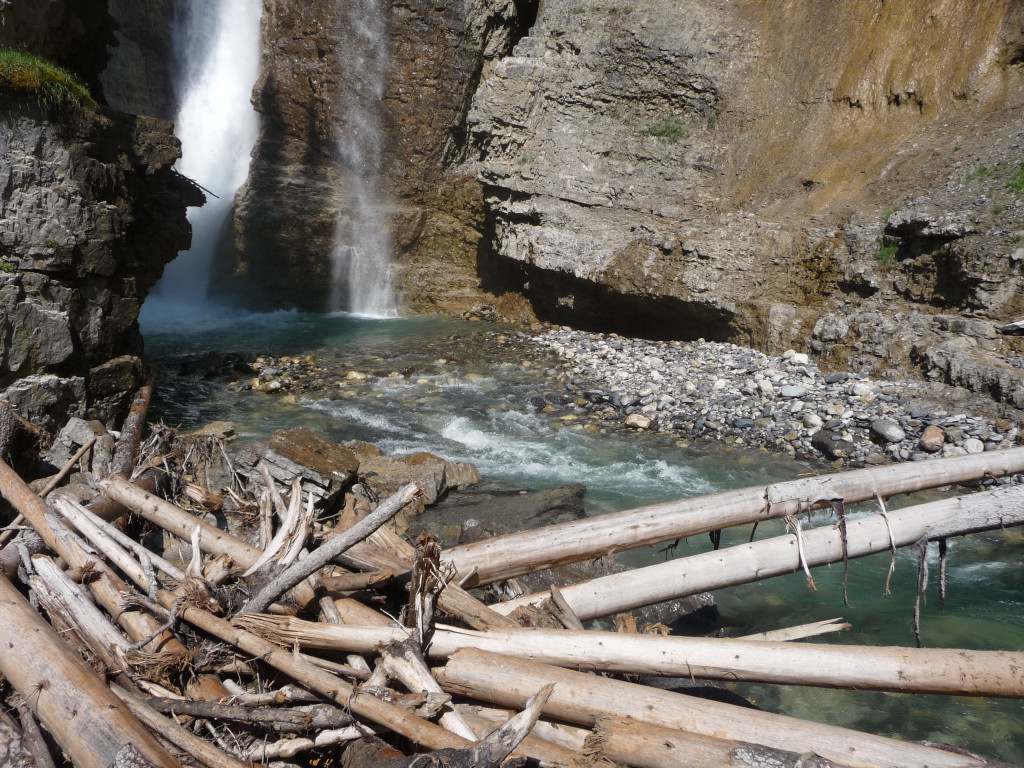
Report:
0,1,199,429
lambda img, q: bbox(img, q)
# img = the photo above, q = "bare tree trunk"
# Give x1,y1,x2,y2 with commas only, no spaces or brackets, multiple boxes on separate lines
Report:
237,616,1024,697
494,483,1024,620
433,648,991,768
443,447,1024,584
0,571,180,768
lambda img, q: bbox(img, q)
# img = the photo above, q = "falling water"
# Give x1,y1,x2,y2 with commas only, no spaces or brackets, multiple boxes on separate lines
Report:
329,0,397,317
141,0,262,322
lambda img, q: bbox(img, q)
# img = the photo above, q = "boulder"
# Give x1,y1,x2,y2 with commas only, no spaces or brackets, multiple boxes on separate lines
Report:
233,427,359,508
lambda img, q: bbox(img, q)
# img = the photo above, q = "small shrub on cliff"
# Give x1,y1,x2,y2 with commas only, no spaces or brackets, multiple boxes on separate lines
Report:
0,48,94,110
642,118,688,143
875,237,899,267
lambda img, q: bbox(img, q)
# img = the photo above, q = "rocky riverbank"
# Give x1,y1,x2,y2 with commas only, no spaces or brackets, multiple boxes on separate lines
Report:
534,328,1022,469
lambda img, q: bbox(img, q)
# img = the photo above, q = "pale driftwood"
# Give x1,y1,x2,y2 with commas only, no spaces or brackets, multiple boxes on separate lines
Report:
245,726,370,761
0,457,188,656
740,617,851,642
0,710,37,768
495,483,1024,620
153,584,472,753
334,596,401,626
108,383,152,478
241,482,423,613
585,715,845,768
53,495,186,582
0,570,179,768
27,555,132,675
243,476,309,576
456,705,612,768
443,446,1024,584
379,639,477,740
100,473,317,607
111,684,252,768
235,616,1024,697
434,649,989,768
337,514,519,631
321,570,399,593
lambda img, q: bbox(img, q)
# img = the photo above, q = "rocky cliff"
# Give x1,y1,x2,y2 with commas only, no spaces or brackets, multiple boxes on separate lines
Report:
0,3,201,430
224,0,537,312
464,0,1024,415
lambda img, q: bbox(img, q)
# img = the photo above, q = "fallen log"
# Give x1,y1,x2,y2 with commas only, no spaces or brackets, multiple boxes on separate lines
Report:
237,617,1024,697
443,447,1024,584
108,383,153,478
494,482,1024,620
0,570,180,768
110,685,253,768
433,649,992,768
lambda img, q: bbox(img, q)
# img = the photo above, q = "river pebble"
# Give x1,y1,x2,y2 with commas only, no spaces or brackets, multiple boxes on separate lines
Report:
532,329,1022,468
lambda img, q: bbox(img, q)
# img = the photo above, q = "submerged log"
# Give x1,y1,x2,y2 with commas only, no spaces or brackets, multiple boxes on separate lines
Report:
434,649,992,768
443,447,1024,584
237,618,1024,697
494,483,1024,620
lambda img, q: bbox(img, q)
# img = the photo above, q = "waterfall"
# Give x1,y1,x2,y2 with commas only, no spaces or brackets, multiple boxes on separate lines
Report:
329,0,397,317
142,0,261,321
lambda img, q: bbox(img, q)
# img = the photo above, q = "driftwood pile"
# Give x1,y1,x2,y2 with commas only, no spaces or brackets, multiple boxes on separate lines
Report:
1,386,1024,768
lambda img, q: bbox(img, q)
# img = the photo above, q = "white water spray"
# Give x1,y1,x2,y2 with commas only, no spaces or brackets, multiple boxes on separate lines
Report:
329,0,397,317
143,0,261,319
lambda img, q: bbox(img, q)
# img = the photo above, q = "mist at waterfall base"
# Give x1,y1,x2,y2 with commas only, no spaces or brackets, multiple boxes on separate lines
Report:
144,312,1024,761
139,0,261,330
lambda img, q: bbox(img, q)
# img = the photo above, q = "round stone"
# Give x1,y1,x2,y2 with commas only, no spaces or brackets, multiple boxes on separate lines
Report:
918,425,945,453
870,418,906,444
963,438,985,454
624,414,651,429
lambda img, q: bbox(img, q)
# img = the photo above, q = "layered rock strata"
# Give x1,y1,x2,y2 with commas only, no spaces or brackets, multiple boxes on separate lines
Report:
225,0,537,313
0,100,200,429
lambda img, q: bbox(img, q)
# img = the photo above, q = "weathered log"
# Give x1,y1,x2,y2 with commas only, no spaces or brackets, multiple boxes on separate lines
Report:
443,447,1024,584
586,715,844,768
236,617,1024,697
15,703,57,768
433,649,991,768
321,570,399,593
142,697,354,732
100,473,317,607
110,685,252,768
241,482,422,613
108,383,152,478
378,639,477,740
740,617,851,642
495,483,1024,620
0,570,180,768
0,457,187,655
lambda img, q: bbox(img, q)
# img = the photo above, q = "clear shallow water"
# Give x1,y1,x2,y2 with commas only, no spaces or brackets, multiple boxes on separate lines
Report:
144,311,1024,762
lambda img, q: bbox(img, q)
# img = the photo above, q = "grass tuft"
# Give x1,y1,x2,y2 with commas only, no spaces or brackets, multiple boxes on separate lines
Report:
642,118,688,143
0,48,94,110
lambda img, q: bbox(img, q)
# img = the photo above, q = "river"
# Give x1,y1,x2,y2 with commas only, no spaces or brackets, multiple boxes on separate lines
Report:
142,309,1024,762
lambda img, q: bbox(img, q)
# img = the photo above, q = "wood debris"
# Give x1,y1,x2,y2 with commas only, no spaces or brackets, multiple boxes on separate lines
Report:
0,392,1022,767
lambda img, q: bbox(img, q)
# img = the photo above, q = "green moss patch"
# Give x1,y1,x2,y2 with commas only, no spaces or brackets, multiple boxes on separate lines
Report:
0,48,94,110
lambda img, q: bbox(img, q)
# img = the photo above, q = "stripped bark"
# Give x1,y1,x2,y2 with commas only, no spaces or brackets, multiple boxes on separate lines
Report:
235,617,1024,697
443,447,1024,584
434,649,991,768
0,570,180,768
494,483,1024,620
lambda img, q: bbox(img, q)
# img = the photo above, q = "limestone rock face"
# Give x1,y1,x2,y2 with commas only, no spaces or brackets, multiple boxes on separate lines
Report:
225,0,536,314
0,102,201,429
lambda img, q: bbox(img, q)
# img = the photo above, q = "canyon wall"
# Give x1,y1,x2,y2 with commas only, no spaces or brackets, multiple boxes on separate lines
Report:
0,3,200,430
464,0,1024,413
224,0,537,312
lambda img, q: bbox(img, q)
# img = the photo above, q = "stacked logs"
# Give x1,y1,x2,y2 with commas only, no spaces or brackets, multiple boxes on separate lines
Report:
1,391,1024,768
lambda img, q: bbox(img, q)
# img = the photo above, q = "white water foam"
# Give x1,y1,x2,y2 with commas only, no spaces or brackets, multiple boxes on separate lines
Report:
143,0,261,320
